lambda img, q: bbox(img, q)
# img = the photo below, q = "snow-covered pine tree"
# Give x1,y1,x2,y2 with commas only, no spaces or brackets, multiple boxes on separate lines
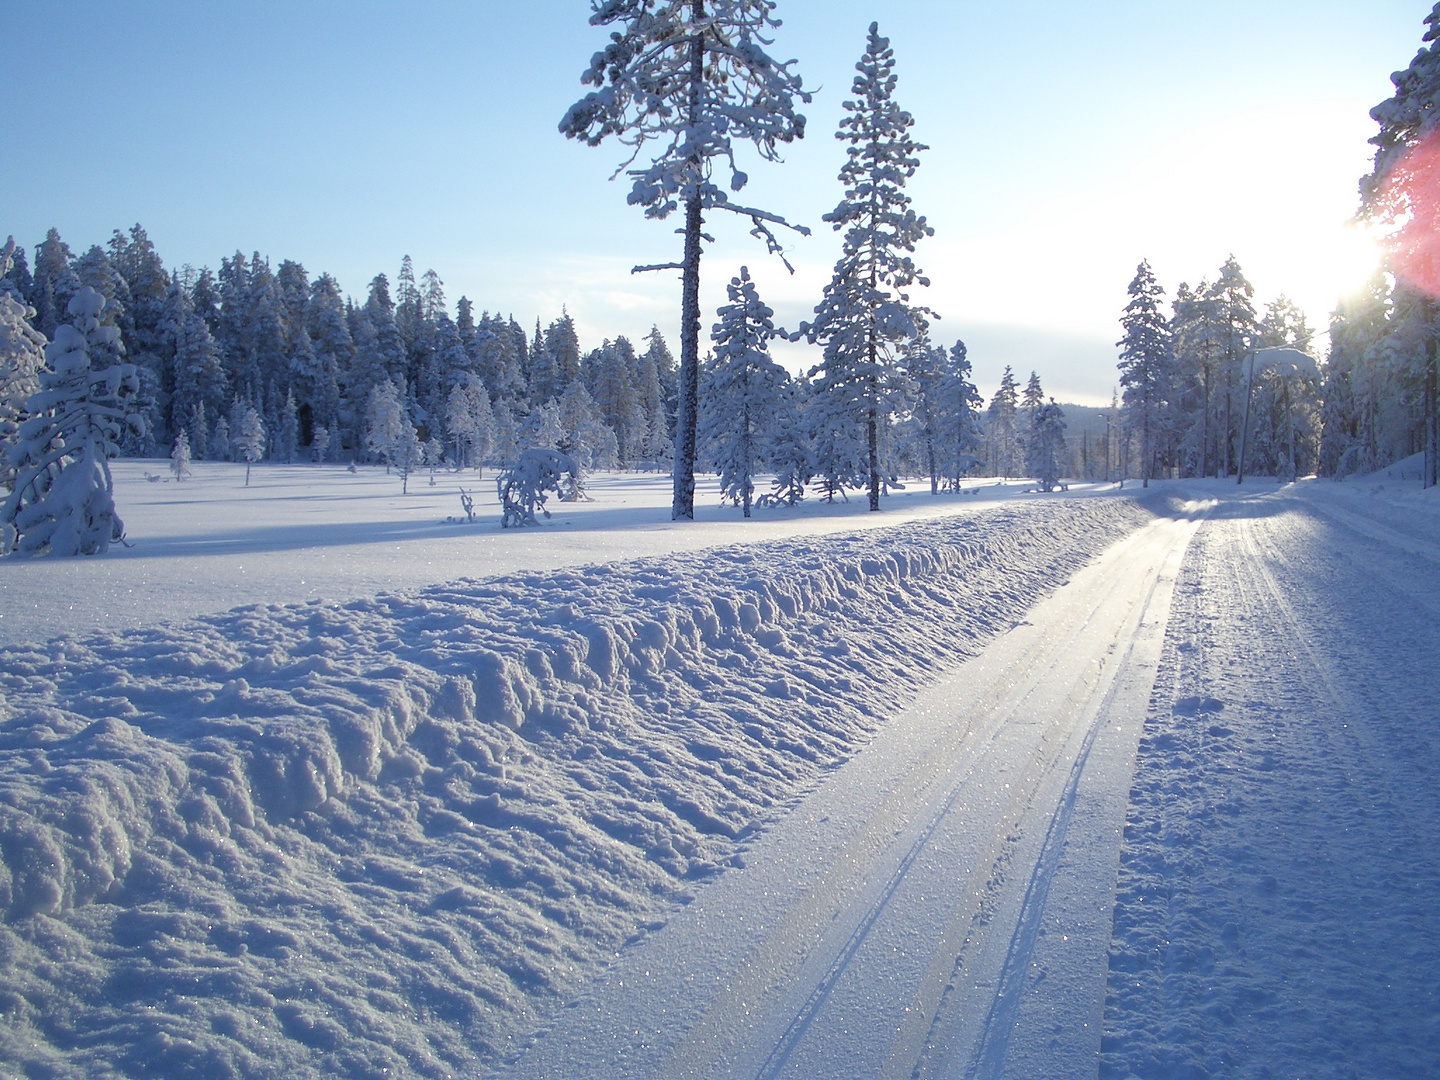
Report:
233,403,266,486
170,429,192,481
797,23,931,511
445,375,495,472
278,390,299,463
758,372,812,506
1026,399,1067,492
2,286,139,555
562,0,809,520
900,320,946,493
698,266,790,517
365,378,406,472
1117,259,1173,487
0,238,47,492
166,276,228,453
211,414,231,462
987,365,1019,477
31,228,79,341
938,338,983,490
1362,3,1440,485
1209,256,1257,477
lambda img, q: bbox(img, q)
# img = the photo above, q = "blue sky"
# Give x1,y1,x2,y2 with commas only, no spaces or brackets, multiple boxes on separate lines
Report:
1,1,1426,403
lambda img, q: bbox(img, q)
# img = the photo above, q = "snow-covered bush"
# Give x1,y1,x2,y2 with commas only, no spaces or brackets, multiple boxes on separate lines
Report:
2,286,139,555
496,447,580,527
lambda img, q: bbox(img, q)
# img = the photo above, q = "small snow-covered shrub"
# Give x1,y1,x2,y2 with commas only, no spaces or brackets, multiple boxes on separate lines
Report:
496,447,580,527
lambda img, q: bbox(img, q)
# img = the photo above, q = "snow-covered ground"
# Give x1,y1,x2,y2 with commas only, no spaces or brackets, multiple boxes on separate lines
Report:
0,460,1083,649
1102,479,1440,1079
2,464,1437,1079
0,461,1145,1078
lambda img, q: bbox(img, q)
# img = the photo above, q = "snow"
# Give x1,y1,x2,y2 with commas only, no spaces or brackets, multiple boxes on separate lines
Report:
0,460,1146,1077
2,465,1438,1078
0,461,1087,648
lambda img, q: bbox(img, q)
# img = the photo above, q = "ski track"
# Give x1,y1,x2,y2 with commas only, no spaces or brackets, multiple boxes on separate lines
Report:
0,497,1150,1080
1101,485,1440,1078
491,505,1202,1080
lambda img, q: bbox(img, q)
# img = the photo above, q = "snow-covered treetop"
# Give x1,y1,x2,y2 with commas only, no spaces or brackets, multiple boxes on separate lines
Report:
796,23,932,352
1365,3,1440,204
561,0,811,264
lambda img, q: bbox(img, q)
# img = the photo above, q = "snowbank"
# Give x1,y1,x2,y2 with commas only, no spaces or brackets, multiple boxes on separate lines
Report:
0,496,1149,1078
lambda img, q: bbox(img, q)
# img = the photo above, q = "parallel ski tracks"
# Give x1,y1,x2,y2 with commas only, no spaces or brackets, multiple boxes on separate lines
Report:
492,512,1201,1080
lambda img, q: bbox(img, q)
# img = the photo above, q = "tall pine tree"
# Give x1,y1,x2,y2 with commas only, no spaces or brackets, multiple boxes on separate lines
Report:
562,0,809,520
798,23,931,511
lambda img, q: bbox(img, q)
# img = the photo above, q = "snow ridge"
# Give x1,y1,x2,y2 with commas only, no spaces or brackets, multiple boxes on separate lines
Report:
0,497,1148,1079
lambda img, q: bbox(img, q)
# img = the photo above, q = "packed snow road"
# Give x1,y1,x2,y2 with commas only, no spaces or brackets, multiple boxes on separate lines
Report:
494,509,1204,1080
1103,482,1440,1078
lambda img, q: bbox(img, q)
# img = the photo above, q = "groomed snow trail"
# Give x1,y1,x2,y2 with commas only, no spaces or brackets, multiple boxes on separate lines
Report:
493,511,1202,1080
1102,484,1440,1077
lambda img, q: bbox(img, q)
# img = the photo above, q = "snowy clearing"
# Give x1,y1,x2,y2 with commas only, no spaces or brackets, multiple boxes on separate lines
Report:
0,460,1096,649
0,471,1148,1078
2,470,1437,1080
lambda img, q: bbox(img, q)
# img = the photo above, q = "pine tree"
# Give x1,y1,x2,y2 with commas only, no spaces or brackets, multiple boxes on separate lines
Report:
166,276,228,448
211,414,231,462
233,404,266,486
278,390,300,463
365,378,406,471
1026,399,1067,492
699,267,790,516
987,366,1019,477
31,228,79,340
170,429,192,481
1117,259,1173,487
938,339,983,489
562,0,810,520
1209,256,1257,477
2,287,139,555
1,239,48,492
798,23,931,511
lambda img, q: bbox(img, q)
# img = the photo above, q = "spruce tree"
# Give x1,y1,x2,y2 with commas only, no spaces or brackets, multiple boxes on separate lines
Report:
1117,259,1173,487
798,23,931,511
0,238,47,492
3,287,139,555
562,0,809,520
938,339,983,489
987,366,1019,477
699,267,790,516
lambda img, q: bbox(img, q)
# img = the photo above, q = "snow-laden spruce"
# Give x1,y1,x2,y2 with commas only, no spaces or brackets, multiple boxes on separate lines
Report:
2,286,138,556
1117,260,1173,488
561,0,809,520
0,238,48,494
698,267,796,516
797,23,932,512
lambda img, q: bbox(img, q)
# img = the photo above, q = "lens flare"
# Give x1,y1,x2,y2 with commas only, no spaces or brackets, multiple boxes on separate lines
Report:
1377,130,1440,297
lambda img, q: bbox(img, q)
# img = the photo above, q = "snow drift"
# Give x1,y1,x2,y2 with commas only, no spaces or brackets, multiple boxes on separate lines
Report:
0,497,1150,1078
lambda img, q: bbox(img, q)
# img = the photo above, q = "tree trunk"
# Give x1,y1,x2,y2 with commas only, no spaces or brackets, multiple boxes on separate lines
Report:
671,11,706,521
1428,330,1439,489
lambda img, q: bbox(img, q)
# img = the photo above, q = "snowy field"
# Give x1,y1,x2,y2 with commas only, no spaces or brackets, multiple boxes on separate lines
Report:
0,460,1090,649
1,463,1437,1079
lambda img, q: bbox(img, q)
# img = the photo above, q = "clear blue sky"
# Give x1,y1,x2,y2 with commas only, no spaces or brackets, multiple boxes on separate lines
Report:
1,1,1426,403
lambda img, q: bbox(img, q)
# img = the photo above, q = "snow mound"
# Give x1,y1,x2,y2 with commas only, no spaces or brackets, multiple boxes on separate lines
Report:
0,497,1150,1078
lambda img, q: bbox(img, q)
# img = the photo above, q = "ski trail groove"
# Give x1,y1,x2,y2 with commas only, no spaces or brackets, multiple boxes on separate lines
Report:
491,513,1199,1080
